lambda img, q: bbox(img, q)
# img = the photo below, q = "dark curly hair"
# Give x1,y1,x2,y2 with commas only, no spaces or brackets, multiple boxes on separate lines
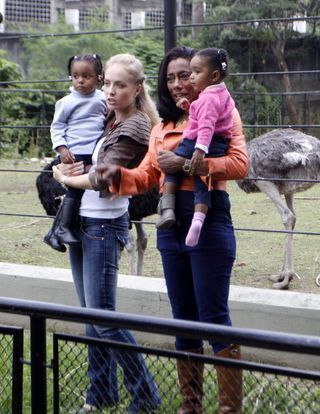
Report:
67,54,104,81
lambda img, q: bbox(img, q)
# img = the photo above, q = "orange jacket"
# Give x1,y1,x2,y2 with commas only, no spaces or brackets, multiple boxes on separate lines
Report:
114,108,249,196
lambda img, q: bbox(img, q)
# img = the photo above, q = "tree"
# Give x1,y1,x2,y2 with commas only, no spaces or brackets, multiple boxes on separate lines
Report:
201,0,320,125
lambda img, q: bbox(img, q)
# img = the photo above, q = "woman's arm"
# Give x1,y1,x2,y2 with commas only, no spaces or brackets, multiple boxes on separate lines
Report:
114,151,161,195
158,108,248,180
53,164,93,189
203,108,249,180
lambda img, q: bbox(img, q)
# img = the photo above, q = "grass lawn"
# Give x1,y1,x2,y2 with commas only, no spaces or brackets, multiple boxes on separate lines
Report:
0,158,320,294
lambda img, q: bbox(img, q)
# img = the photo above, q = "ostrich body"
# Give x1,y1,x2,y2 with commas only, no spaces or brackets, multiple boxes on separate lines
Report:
36,160,159,275
237,129,320,289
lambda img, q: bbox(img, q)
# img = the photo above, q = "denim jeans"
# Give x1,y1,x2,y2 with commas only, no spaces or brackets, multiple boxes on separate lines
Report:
157,190,236,354
69,213,161,412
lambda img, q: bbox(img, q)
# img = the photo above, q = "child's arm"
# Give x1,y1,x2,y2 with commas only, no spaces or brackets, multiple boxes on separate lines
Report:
51,100,75,162
176,97,190,112
190,148,205,171
56,146,76,163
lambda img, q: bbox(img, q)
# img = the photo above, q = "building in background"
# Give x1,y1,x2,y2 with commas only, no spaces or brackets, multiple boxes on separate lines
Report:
0,0,196,32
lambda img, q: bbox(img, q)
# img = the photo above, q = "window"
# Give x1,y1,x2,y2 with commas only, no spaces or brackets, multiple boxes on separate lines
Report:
5,0,50,23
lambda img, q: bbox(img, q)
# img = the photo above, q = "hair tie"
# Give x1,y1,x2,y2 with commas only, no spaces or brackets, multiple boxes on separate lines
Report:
93,54,96,59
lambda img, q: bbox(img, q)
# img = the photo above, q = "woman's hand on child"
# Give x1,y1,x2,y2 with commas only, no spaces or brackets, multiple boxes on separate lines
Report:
59,161,84,176
52,165,65,184
157,150,185,174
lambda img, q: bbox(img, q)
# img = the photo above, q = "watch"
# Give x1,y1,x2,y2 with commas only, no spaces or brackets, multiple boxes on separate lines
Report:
182,159,192,173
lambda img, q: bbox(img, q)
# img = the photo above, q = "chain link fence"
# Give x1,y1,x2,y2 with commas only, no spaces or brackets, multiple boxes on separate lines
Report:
53,333,320,414
1,297,318,413
0,327,23,413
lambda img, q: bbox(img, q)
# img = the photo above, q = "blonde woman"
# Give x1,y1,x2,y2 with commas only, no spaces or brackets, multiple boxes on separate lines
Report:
53,54,161,413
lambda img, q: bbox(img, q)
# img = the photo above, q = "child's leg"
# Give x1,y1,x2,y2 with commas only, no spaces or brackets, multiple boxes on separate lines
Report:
44,154,90,250
185,178,211,247
185,136,230,246
157,138,196,230
54,190,83,244
185,205,208,247
156,176,179,230
54,154,91,244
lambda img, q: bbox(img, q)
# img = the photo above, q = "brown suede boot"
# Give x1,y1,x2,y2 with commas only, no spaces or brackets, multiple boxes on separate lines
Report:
215,344,243,414
177,348,204,414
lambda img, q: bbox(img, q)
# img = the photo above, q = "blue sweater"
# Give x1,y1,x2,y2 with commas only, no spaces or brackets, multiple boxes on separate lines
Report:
50,87,107,154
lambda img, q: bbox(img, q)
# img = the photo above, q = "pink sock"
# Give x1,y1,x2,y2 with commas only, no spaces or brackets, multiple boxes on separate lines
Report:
185,212,206,247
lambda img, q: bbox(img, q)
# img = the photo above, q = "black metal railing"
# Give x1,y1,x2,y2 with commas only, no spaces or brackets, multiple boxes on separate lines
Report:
0,297,319,413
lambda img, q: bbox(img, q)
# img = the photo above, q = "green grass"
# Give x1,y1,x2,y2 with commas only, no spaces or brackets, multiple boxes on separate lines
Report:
0,158,320,294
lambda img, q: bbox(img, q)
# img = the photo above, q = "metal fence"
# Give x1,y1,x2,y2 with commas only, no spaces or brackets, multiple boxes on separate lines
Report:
0,297,319,414
1,5,320,157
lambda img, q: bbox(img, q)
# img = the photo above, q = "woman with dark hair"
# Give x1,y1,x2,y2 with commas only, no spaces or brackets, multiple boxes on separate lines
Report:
80,46,248,414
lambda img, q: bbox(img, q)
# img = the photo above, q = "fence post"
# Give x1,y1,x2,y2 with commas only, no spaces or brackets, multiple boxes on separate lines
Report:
164,0,176,53
30,316,47,414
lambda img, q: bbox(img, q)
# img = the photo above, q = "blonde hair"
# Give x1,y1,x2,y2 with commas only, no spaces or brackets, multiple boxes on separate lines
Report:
105,53,159,127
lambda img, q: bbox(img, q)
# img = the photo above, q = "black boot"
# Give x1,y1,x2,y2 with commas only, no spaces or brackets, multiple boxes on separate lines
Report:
44,203,67,253
54,197,80,245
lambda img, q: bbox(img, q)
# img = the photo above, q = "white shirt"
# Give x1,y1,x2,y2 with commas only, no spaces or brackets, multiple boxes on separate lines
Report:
79,138,129,219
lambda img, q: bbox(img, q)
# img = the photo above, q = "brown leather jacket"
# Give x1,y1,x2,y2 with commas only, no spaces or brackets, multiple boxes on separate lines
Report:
89,110,151,195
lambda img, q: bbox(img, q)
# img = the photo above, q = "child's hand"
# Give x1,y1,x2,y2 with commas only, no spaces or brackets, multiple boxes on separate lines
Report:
59,148,76,164
190,149,205,172
176,98,190,112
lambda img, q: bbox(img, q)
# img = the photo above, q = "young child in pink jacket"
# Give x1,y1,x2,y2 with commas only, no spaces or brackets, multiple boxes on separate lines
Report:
156,47,235,247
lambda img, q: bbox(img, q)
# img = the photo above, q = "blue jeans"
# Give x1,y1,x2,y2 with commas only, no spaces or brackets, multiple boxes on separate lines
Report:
69,213,161,412
157,190,236,354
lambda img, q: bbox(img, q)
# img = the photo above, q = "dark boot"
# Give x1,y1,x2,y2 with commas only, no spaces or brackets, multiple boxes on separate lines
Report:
43,204,66,253
54,197,80,245
215,344,243,414
177,348,204,414
156,194,176,229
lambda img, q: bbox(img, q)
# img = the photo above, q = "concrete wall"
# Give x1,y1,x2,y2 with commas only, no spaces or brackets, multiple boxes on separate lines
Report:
0,261,320,369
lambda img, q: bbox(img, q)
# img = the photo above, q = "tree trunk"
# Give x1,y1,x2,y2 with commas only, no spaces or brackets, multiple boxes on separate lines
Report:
192,1,204,37
271,42,299,126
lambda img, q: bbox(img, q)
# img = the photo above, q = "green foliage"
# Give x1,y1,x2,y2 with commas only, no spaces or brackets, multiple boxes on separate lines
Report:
0,53,60,157
233,78,281,140
21,22,164,96
1,20,164,158
0,50,21,83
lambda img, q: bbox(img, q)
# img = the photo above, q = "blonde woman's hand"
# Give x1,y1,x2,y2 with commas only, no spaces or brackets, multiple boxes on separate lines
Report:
57,161,84,176
52,165,66,183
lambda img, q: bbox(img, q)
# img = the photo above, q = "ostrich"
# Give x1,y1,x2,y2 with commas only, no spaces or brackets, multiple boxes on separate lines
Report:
36,159,159,275
237,128,320,290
